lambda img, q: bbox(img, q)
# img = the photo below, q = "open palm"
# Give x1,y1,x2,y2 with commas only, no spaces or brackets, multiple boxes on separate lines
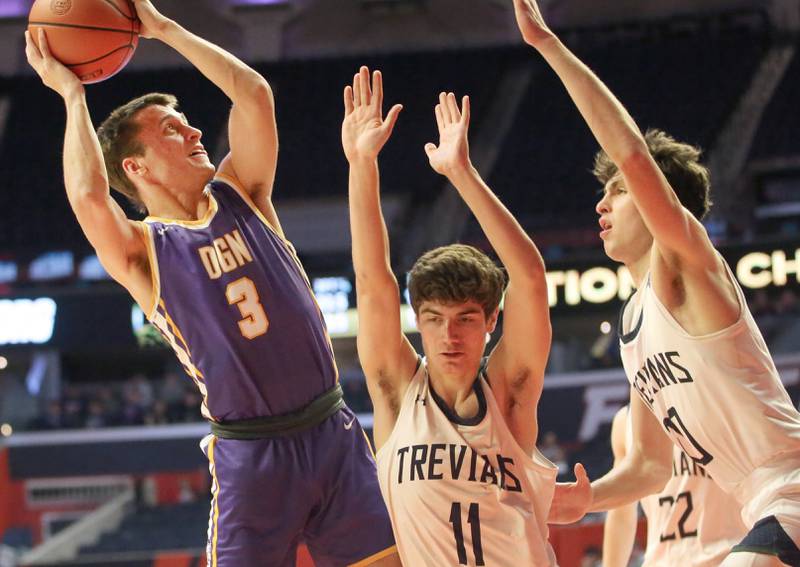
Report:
342,66,402,162
425,92,471,176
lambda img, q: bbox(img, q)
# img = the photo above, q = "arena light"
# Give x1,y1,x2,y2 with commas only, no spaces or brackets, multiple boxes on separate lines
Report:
0,424,12,437
600,321,612,335
0,298,57,345
0,356,7,369
0,0,29,19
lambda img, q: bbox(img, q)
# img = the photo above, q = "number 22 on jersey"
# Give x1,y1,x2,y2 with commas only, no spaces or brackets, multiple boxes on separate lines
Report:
226,276,269,339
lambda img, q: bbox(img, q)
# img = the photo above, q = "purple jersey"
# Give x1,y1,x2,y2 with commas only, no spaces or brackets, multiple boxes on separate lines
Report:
141,175,338,421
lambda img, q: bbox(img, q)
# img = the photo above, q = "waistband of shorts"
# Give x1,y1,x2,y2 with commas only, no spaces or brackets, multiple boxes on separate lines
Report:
209,383,345,440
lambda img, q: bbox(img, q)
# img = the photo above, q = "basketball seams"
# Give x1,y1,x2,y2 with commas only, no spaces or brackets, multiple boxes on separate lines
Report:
28,20,137,34
65,44,134,68
100,0,138,22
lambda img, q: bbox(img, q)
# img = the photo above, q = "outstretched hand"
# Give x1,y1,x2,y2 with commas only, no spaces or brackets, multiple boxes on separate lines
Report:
548,463,592,524
342,66,403,163
512,0,555,47
25,29,83,98
424,92,472,177
131,0,170,39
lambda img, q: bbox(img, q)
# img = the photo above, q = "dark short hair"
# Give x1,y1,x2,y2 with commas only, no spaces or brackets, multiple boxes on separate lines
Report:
96,93,179,213
408,244,507,318
593,129,712,220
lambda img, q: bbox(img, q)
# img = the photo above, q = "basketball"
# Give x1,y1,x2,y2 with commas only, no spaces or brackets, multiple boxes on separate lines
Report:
28,0,140,84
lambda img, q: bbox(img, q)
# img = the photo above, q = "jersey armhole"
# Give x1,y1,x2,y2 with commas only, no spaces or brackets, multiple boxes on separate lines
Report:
139,221,162,321
213,172,285,238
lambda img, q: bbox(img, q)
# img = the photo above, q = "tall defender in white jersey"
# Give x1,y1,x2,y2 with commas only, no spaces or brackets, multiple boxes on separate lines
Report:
509,1,800,564
342,67,562,565
603,406,747,567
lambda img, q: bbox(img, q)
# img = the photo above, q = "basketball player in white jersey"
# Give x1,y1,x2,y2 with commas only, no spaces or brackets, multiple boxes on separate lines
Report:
510,1,800,564
603,406,747,567
342,66,562,566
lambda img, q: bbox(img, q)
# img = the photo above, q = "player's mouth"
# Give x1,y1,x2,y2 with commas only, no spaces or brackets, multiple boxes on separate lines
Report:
189,147,207,159
441,352,465,360
599,217,612,238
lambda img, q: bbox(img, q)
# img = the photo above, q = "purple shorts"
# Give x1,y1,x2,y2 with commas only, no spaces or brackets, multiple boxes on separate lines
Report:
202,405,395,566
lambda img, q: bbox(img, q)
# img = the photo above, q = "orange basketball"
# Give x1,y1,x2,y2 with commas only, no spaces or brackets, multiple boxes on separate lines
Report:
28,0,140,84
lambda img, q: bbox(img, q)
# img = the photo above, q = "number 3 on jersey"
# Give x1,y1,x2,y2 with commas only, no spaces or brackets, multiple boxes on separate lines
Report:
226,277,268,339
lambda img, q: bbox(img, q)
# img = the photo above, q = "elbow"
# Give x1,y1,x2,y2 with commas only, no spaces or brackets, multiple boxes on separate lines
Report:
645,458,671,494
618,140,652,178
235,70,274,107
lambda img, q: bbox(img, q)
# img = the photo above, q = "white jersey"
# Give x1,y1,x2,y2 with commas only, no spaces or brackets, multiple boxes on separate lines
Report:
376,360,558,567
619,262,800,527
640,445,747,566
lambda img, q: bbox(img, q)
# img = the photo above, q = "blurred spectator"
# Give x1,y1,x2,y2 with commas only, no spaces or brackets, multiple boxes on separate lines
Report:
60,384,85,428
580,545,602,567
85,400,109,429
540,431,569,475
29,400,63,430
144,400,170,426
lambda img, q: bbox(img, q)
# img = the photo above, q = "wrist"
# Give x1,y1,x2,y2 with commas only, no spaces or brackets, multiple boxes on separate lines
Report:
528,31,560,52
347,154,379,167
62,84,86,105
443,162,476,182
149,17,178,41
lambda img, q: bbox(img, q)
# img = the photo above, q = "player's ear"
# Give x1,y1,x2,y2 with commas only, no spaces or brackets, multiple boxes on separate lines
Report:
486,307,500,333
122,156,146,177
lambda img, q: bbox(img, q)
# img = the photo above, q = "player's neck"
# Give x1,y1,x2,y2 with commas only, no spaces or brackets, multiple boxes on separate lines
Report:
626,249,651,289
144,183,210,221
428,367,480,415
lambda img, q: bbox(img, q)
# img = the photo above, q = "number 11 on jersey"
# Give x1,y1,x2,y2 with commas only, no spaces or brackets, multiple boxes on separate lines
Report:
450,502,484,566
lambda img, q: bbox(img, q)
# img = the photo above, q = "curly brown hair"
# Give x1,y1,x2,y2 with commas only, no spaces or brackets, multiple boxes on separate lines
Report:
96,93,179,214
407,244,507,318
593,129,712,220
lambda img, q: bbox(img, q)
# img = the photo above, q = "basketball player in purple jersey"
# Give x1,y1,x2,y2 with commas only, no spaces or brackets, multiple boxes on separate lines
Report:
510,0,800,565
24,1,399,566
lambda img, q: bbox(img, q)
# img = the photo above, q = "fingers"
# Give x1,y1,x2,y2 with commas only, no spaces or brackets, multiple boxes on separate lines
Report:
359,66,371,106
574,462,589,483
382,103,403,136
373,69,383,109
37,28,52,58
424,142,437,157
352,73,361,107
343,85,354,116
24,30,41,62
434,104,444,132
436,92,469,126
438,92,451,123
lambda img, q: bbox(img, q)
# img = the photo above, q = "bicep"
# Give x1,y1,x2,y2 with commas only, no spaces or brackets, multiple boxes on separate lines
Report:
621,151,717,268
490,279,551,393
227,83,278,201
71,192,144,280
356,285,418,393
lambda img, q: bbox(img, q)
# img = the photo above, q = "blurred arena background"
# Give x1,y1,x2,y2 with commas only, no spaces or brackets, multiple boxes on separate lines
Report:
0,0,799,565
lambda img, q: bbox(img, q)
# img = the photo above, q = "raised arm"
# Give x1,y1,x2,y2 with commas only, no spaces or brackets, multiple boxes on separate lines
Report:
342,66,417,449
602,406,640,567
424,93,551,451
25,30,151,310
511,0,718,270
133,1,279,226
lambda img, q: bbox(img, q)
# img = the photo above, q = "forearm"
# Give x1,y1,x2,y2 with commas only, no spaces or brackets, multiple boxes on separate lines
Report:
447,165,544,281
534,35,646,167
348,159,395,286
590,456,668,512
63,89,110,204
153,20,269,103
602,504,638,567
